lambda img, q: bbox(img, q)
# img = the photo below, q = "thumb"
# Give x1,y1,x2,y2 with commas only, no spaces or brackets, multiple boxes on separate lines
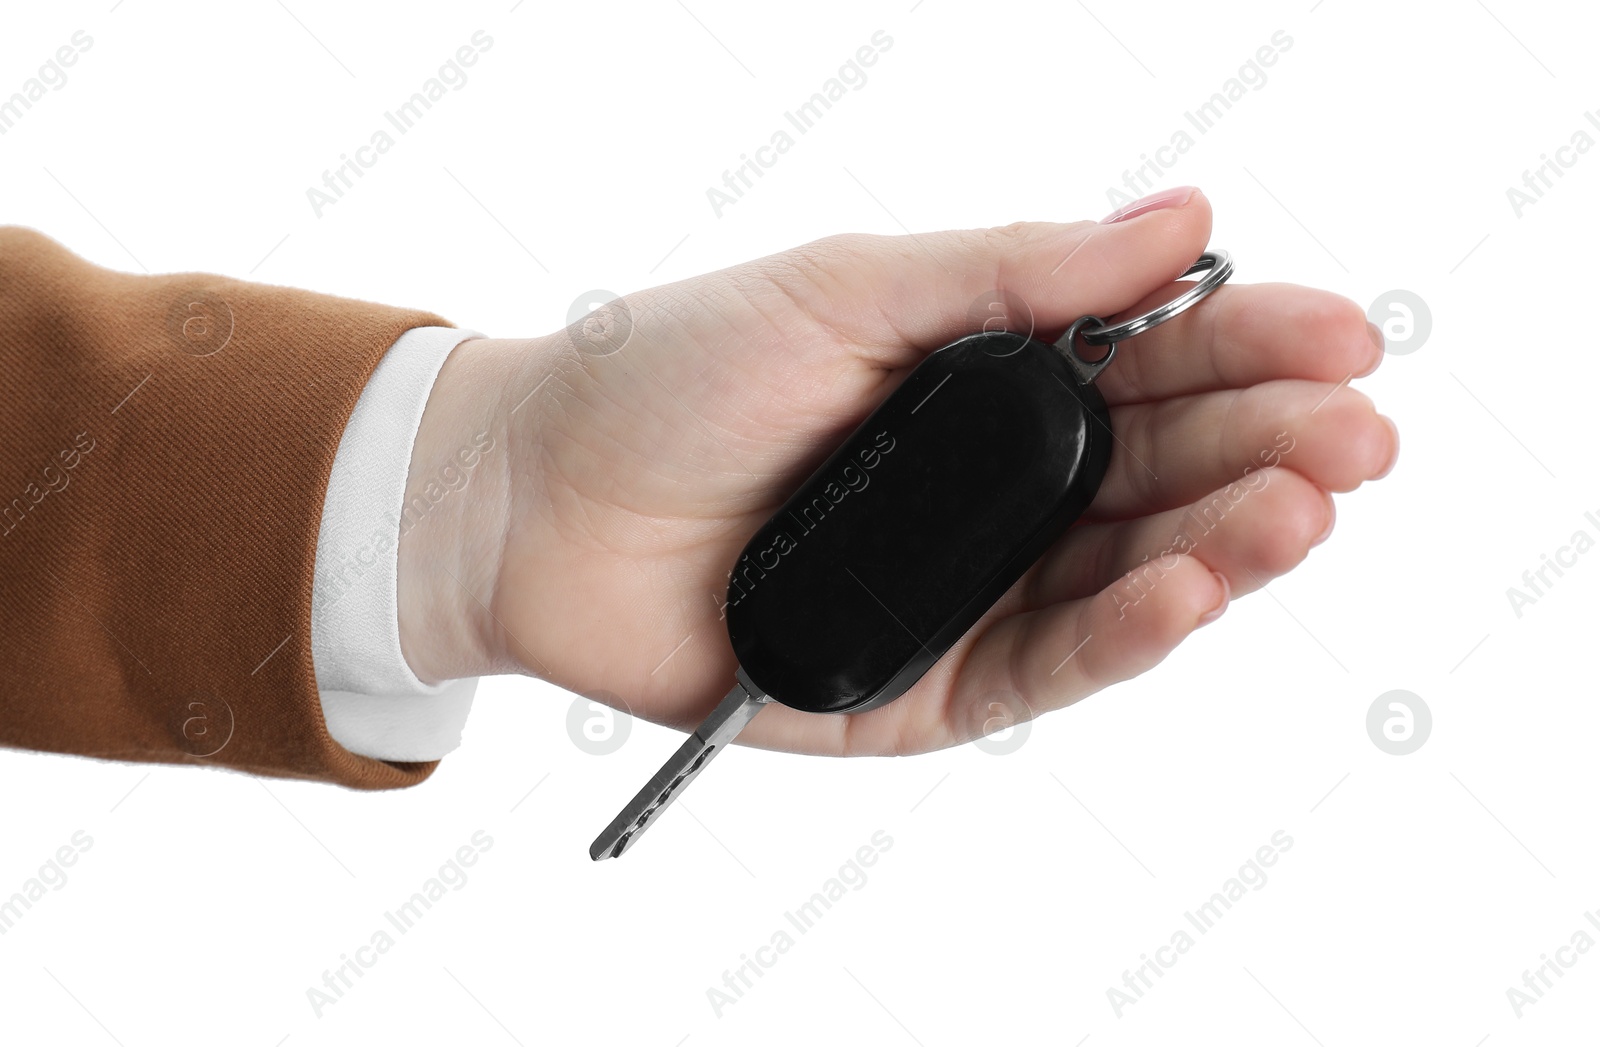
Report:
756,186,1213,367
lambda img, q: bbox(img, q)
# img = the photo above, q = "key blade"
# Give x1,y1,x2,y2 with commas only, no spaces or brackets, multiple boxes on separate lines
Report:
589,679,770,861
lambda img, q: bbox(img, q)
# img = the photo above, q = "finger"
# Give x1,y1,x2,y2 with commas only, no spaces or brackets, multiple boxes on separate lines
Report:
950,553,1229,730
1093,282,1386,406
1087,379,1398,521
727,188,1214,368
1024,467,1335,608
739,551,1228,756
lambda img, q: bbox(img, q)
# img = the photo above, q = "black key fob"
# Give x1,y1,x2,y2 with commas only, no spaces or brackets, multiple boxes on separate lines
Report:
725,329,1113,715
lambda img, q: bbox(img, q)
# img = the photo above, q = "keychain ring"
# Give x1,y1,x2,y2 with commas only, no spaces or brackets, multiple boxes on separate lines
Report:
1079,250,1233,347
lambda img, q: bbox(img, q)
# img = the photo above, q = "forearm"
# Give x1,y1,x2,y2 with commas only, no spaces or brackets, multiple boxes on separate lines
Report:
0,226,457,786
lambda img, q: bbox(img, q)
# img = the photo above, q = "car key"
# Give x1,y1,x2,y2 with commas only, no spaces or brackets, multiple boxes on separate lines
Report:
590,251,1233,861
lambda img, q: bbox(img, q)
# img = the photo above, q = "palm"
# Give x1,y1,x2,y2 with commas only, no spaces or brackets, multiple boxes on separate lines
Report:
489,201,1396,756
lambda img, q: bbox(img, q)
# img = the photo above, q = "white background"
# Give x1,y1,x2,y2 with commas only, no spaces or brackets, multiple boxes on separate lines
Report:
1,0,1596,1044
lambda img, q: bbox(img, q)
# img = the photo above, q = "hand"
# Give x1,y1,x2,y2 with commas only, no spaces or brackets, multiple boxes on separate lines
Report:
397,188,1398,756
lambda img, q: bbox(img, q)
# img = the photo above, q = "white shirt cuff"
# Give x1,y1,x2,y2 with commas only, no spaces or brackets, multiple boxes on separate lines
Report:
311,325,484,762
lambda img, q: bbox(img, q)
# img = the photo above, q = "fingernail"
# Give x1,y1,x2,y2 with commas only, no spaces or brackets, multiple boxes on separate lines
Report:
1354,322,1386,377
1101,186,1198,224
1198,571,1230,627
1366,321,1385,353
1311,494,1336,548
1375,416,1400,479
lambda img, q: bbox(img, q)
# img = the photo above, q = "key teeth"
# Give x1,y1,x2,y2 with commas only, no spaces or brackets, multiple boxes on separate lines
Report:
593,823,642,861
587,682,768,861
590,743,721,860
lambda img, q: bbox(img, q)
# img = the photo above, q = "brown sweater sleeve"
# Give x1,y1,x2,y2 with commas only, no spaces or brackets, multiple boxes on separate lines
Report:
0,226,454,788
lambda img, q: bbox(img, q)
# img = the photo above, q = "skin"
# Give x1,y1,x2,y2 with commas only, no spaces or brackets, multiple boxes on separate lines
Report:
394,189,1398,757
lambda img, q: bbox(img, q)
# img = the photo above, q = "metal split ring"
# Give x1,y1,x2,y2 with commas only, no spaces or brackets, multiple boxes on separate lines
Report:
1056,249,1233,383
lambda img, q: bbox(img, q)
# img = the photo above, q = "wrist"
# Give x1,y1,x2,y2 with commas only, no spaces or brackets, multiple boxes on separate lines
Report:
396,335,546,684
